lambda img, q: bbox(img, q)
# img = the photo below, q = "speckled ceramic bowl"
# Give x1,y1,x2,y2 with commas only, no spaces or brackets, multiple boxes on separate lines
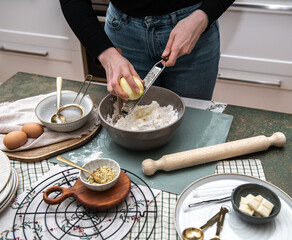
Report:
98,86,185,151
80,158,121,192
35,91,93,132
231,183,281,224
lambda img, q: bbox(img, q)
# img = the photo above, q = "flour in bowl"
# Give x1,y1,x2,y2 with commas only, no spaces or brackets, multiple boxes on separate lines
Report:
107,101,178,131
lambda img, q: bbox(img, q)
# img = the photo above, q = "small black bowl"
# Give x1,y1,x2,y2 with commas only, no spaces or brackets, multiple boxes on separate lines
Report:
231,183,281,224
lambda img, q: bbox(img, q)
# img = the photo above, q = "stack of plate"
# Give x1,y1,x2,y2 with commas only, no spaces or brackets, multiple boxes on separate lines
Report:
0,150,19,213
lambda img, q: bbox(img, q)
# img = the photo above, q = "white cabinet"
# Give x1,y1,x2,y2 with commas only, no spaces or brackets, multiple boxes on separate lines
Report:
213,0,292,113
0,0,84,82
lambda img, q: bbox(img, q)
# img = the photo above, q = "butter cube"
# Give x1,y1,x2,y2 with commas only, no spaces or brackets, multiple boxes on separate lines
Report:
241,194,255,204
256,204,272,217
240,196,247,204
239,202,254,216
261,198,274,210
239,194,256,215
247,197,261,210
255,195,264,202
239,193,274,217
246,194,274,217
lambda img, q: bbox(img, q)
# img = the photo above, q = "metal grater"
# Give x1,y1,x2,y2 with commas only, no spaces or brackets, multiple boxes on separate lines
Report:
121,59,166,114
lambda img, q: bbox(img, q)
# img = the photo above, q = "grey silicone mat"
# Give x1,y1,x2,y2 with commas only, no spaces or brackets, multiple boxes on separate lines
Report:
50,107,233,194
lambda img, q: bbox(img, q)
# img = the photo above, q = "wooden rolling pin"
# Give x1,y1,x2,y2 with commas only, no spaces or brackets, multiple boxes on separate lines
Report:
142,132,286,176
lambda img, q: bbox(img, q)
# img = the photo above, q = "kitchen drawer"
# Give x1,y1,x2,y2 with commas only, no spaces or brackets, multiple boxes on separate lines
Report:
213,79,292,114
0,0,80,51
219,2,292,80
216,0,292,114
0,43,84,82
0,0,85,82
0,28,80,52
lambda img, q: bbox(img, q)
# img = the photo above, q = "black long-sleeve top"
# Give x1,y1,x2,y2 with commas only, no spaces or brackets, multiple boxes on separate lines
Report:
59,0,235,63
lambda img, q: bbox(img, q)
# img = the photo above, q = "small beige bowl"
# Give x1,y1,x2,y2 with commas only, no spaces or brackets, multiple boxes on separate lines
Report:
35,91,93,132
80,158,121,192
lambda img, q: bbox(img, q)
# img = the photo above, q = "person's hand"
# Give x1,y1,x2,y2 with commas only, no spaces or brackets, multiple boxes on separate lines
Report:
98,47,143,100
161,10,208,66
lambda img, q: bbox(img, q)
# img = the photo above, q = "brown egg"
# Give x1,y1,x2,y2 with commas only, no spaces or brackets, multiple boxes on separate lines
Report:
3,131,28,150
22,122,44,138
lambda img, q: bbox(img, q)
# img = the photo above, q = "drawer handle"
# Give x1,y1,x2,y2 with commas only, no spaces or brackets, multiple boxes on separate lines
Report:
217,75,282,87
97,16,106,23
232,2,292,12
0,45,48,57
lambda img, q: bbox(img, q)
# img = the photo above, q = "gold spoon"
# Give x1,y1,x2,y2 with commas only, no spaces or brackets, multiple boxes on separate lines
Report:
51,77,66,123
182,210,220,240
54,75,93,122
209,206,230,240
56,155,101,184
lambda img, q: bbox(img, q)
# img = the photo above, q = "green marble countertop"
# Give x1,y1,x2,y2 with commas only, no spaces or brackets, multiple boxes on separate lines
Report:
1,72,291,197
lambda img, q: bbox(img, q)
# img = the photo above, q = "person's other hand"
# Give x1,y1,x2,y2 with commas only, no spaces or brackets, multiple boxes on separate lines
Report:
161,10,208,67
98,47,143,100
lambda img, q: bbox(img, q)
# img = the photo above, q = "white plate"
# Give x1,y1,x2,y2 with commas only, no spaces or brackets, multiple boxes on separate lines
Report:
0,167,19,212
0,150,11,192
0,167,14,203
175,174,292,240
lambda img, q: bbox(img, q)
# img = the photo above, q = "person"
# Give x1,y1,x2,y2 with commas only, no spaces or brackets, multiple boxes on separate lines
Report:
59,0,235,100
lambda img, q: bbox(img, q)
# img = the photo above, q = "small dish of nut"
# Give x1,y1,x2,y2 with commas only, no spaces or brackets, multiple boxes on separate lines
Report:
80,158,121,191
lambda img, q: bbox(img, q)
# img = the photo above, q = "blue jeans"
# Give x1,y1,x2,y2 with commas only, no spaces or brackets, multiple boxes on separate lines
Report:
105,3,220,100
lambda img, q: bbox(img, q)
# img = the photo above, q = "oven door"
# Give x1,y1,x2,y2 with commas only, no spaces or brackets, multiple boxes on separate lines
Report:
82,2,108,83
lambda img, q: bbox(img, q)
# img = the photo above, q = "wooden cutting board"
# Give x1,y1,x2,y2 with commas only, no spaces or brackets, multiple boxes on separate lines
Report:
43,171,131,210
4,124,100,163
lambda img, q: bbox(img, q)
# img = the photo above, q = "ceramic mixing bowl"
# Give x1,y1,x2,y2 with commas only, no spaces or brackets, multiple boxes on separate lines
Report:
98,86,185,151
35,91,93,132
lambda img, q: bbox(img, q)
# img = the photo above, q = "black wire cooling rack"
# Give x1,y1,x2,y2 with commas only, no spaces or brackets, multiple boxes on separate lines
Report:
12,167,157,239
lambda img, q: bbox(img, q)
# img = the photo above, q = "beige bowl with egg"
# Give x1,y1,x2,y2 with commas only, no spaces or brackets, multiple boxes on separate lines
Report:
80,158,121,191
98,86,185,151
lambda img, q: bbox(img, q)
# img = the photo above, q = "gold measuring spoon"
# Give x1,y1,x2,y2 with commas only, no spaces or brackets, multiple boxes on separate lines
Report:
56,103,85,120
51,77,66,123
56,155,101,184
209,206,230,240
182,210,220,240
54,75,93,122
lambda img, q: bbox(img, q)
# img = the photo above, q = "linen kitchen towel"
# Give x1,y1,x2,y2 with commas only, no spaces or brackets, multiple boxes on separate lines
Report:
0,91,99,152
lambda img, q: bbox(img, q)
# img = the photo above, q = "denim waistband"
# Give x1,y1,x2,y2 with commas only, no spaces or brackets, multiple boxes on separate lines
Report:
108,2,202,28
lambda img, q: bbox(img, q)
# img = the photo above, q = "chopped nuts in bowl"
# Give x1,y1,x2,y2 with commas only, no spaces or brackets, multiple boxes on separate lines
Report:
88,166,117,185
80,158,121,191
